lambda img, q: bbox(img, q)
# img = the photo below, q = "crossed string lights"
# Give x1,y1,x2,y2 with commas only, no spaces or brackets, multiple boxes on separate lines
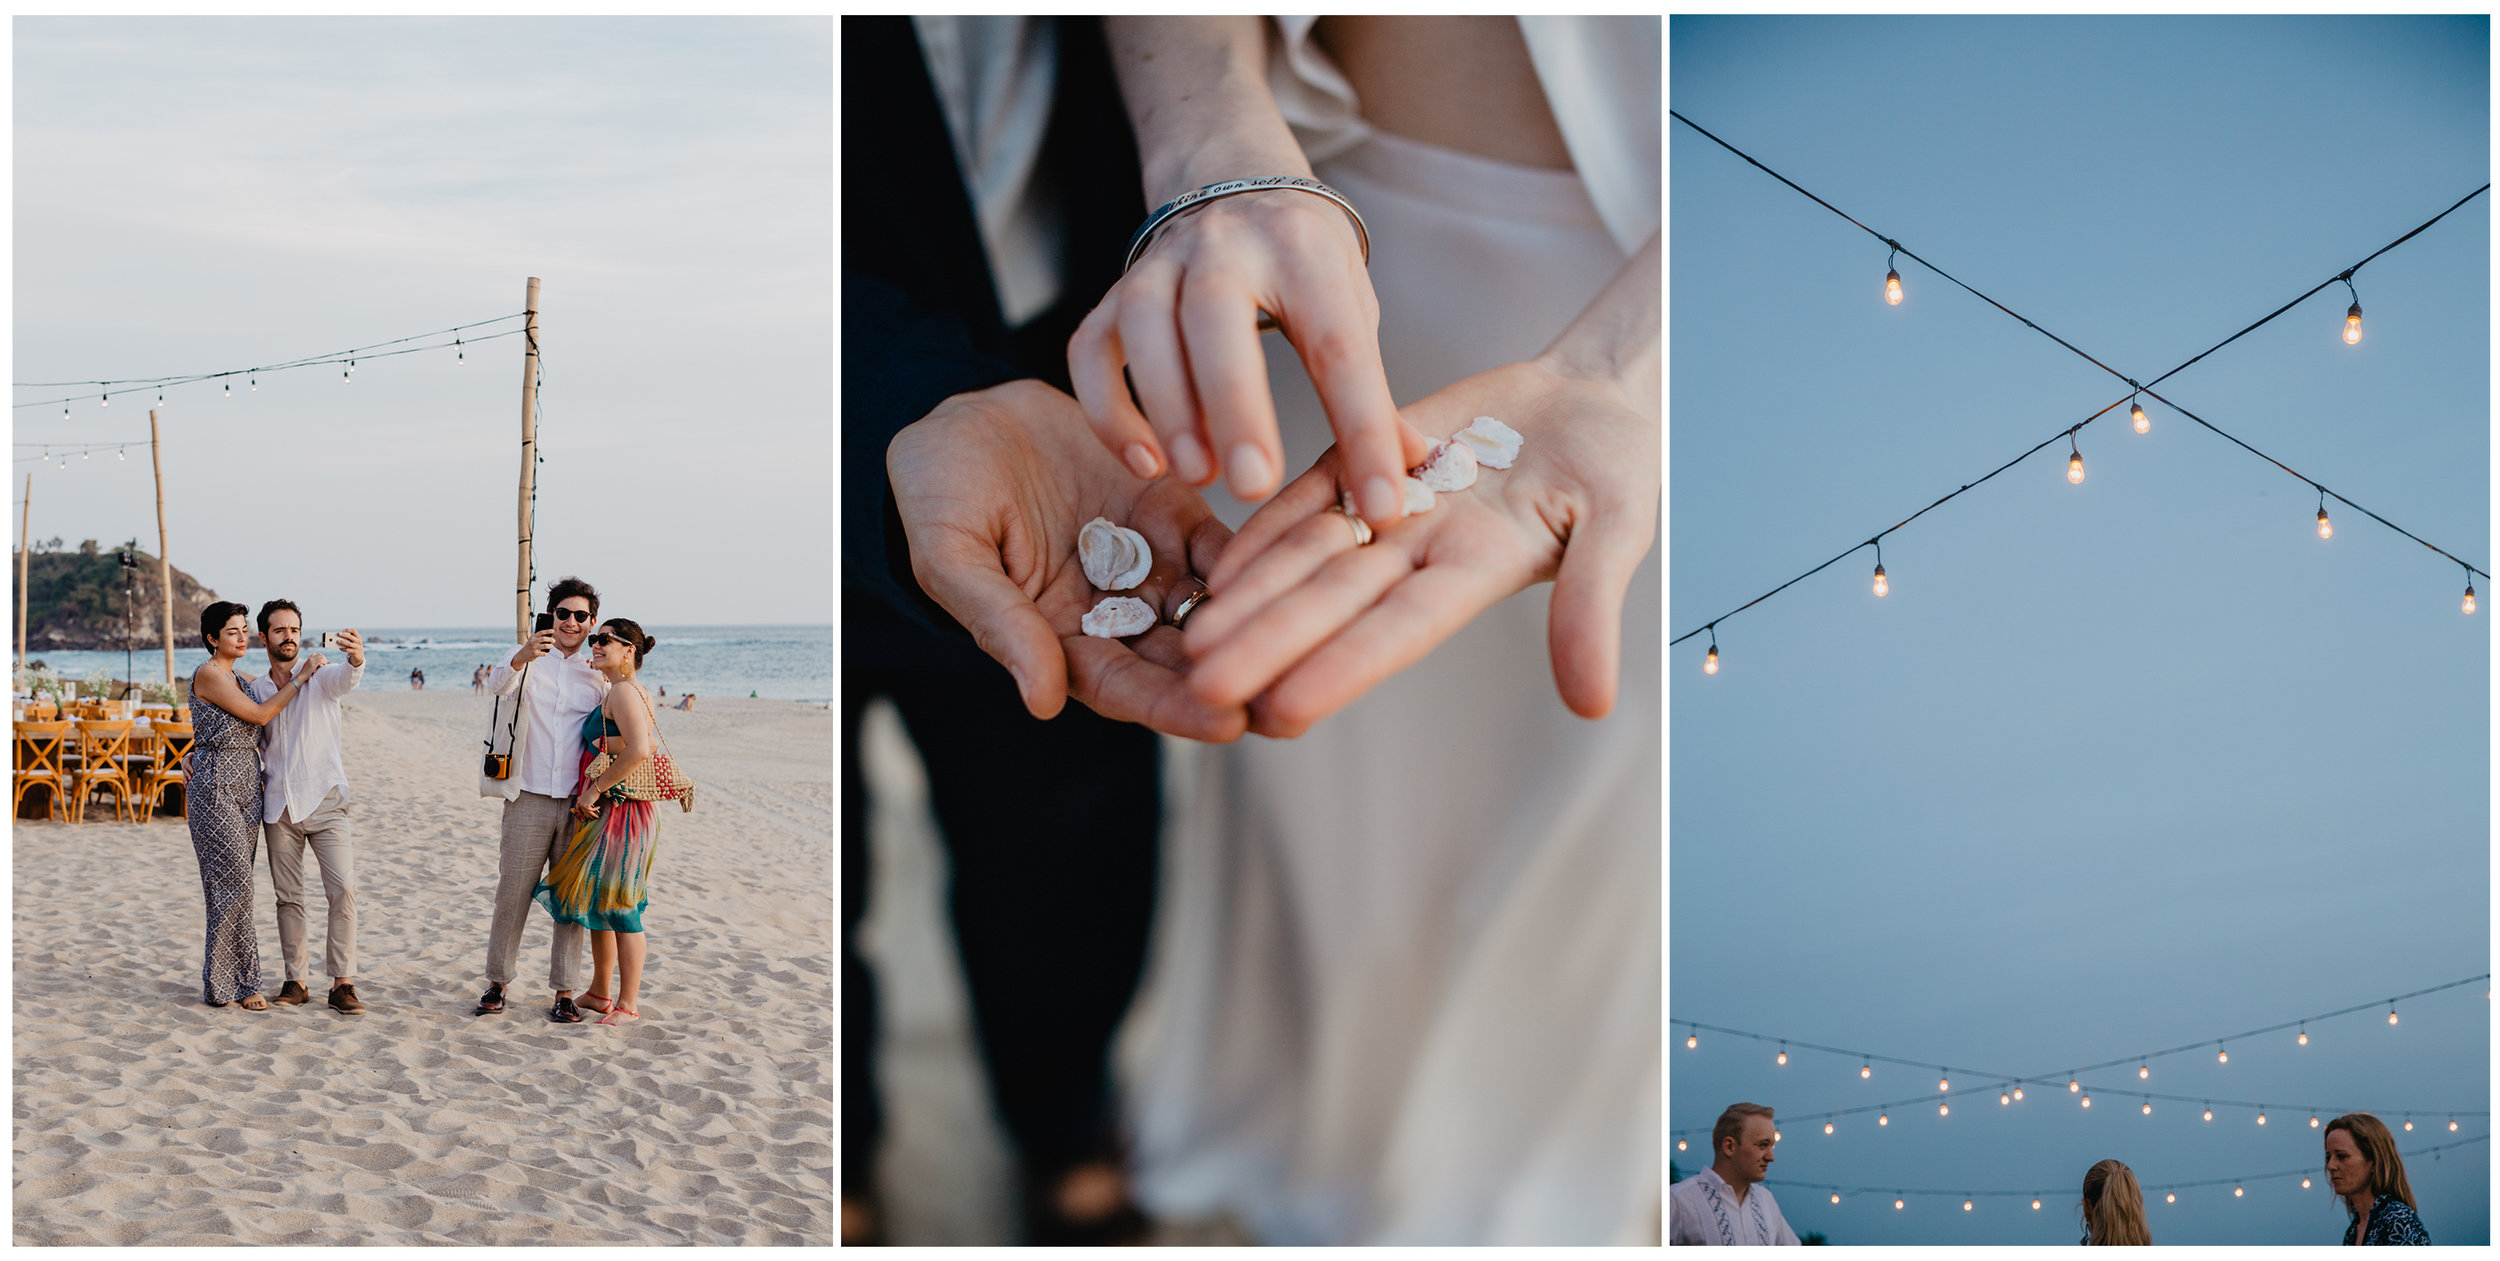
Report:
1670,110,2490,670
1671,975,2488,1159
14,441,140,467
13,313,528,417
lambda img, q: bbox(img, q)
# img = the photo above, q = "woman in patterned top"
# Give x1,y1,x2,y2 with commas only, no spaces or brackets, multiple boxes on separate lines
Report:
2324,1112,2432,1245
535,618,663,1027
186,600,322,1008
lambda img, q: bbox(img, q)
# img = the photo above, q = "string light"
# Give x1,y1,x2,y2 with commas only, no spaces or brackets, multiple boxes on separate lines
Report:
2310,1116,2320,1128
2317,490,2333,539
2070,1079,2080,1093
250,375,257,391
2142,1102,2153,1115
2343,276,2364,345
1825,1122,1834,1134
1962,1200,1972,1213
1871,538,1887,597
1938,1073,1950,1092
2463,572,2476,615
1894,1198,1904,1211
2389,1001,2399,1025
2303,1178,2313,1189
223,379,231,397
2081,1095,2092,1108
2404,1120,2414,1131
1831,1194,1840,1204
2031,1200,2041,1211
1703,626,1719,675
2167,1193,2177,1204
1939,1104,1949,1117
1999,1089,2011,1106
1861,1063,1872,1079
2258,1110,2268,1126
1879,1113,1889,1126
2204,1104,2214,1122
2217,1044,2229,1064
2139,1064,2150,1079
1777,1042,1788,1066
2234,1187,2244,1198
2012,1087,2023,1101
1677,1139,1687,1152
2066,434,2084,484
1885,246,1903,306
99,392,107,408
1686,1034,1698,1049
2299,1024,2308,1047
2131,395,2149,434
2451,1119,2459,1132
1664,123,2492,661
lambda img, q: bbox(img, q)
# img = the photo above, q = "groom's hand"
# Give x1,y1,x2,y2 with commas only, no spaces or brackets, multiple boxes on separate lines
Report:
886,378,1249,743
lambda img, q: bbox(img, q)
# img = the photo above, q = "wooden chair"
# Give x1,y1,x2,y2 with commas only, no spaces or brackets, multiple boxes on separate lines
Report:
139,722,194,820
13,722,71,821
66,720,140,823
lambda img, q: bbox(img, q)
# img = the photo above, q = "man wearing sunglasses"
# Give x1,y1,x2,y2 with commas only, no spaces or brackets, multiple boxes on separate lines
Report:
476,576,611,1023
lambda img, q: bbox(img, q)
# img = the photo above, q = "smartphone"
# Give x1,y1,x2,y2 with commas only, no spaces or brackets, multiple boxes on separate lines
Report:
319,631,338,649
534,612,555,635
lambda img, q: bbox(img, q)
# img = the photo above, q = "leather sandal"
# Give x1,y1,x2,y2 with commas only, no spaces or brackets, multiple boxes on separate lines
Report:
472,983,507,1015
235,993,269,1011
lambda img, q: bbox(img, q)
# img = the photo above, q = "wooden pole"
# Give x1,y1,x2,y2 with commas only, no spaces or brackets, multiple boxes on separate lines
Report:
16,473,30,672
516,277,541,643
151,408,173,685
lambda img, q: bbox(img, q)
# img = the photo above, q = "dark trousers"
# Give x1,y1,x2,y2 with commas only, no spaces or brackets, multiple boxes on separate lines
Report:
843,663,1159,1199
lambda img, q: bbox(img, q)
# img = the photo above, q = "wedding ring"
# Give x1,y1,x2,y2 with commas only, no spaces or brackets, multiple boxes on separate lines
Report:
1169,586,1211,630
1330,503,1373,547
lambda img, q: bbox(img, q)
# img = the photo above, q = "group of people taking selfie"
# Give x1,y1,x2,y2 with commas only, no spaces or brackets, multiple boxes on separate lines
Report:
181,576,674,1027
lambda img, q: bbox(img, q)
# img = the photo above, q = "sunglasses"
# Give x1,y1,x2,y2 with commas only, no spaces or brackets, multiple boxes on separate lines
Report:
587,632,628,648
552,608,593,623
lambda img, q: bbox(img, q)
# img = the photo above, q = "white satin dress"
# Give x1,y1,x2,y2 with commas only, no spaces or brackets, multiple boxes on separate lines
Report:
1119,17,1662,1246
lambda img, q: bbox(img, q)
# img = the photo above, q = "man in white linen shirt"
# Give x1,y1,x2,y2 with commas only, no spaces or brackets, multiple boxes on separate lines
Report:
243,600,365,1014
475,576,610,1024
1669,1102,1801,1246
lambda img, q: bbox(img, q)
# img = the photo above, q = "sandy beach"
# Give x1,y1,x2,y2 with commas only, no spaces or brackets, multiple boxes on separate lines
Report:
13,689,833,1245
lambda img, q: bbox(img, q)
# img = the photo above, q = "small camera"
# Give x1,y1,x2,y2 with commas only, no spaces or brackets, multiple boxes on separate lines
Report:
482,751,511,780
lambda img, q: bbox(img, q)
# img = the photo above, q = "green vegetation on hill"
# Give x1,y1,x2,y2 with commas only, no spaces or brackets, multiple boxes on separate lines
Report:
10,537,222,652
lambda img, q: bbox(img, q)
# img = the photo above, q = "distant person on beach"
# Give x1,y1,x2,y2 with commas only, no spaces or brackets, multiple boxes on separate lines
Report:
2078,1158,2150,1245
473,664,486,693
534,618,664,1027
243,602,367,1015
477,577,609,1023
676,693,694,712
2326,1113,2431,1245
410,667,425,691
1668,1103,1798,1245
185,600,324,1011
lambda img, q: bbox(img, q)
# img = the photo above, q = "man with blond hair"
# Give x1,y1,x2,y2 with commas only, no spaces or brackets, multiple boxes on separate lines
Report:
1669,1102,1799,1245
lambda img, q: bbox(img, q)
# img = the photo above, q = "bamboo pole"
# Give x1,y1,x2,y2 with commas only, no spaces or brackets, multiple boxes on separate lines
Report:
17,473,30,671
151,408,173,685
515,276,541,642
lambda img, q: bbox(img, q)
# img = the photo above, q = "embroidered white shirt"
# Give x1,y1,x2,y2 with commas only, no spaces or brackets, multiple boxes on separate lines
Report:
244,658,363,824
1668,1168,1800,1246
484,644,610,798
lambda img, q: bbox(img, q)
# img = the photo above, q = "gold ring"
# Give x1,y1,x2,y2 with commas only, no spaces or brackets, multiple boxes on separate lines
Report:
1169,587,1210,629
1330,503,1373,547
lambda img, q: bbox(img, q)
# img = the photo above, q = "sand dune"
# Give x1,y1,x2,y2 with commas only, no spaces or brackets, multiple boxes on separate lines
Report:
13,690,833,1245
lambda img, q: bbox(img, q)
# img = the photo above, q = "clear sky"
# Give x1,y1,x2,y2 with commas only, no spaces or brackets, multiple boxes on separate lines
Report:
1670,16,2487,1246
13,17,831,630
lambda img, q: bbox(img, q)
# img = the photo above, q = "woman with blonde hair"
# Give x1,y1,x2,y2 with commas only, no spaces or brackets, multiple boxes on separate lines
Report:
2079,1159,2150,1245
2324,1112,2431,1245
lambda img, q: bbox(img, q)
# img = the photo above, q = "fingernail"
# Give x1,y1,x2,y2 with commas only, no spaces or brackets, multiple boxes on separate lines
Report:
1226,444,1274,498
1169,432,1212,483
1360,475,1400,522
1123,443,1161,480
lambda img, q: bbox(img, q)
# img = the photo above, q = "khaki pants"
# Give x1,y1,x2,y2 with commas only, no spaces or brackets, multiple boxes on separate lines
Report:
485,790,587,991
266,786,355,984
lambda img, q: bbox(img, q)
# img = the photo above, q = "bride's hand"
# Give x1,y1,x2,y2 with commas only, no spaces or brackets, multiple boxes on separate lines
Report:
1182,359,1658,738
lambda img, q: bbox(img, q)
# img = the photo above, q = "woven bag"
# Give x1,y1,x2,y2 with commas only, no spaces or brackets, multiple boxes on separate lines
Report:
584,684,695,812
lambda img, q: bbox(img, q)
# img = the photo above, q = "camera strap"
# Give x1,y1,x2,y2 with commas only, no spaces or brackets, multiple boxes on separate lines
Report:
485,660,530,759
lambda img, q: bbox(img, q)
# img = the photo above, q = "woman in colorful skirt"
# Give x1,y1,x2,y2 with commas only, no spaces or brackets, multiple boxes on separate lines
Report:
186,599,321,1008
535,617,662,1026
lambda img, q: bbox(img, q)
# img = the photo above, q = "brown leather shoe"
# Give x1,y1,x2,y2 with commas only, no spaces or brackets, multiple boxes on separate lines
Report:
327,984,366,1015
275,980,311,1006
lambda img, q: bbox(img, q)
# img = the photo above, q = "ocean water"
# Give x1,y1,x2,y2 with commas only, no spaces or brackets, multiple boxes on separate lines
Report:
18,624,831,704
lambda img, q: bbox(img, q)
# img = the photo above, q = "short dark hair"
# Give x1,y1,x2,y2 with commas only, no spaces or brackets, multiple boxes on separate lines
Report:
547,576,599,621
1714,1102,1775,1159
598,617,657,668
257,599,302,635
199,601,251,649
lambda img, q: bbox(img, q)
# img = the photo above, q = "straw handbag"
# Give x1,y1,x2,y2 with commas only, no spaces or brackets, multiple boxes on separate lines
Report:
584,685,695,812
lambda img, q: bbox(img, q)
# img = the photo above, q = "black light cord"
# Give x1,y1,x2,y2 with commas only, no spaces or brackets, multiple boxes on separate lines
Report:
1762,1134,2487,1201
1668,111,2490,647
13,313,528,408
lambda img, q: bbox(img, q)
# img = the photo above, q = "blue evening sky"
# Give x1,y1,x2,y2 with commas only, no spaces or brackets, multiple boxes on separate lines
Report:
1670,16,2487,1246
14,18,831,627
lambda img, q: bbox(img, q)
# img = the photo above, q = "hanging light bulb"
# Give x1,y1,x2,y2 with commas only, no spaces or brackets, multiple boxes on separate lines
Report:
2258,1111,2268,1126
2167,1193,2177,1204
2302,1178,2312,1190
1703,642,1718,675
2463,578,2476,615
2069,1079,2080,1093
2132,398,2149,434
2344,301,2363,345
2203,1106,2214,1122
1776,1044,1788,1066
1885,268,1903,306
1676,1139,1687,1152
2141,1102,2152,1115
80,449,88,460
2139,1065,2150,1080
1878,1113,1888,1126
1999,1090,2010,1106
2298,1025,2308,1047
2217,1045,2228,1064
2317,504,2332,539
2450,1119,2459,1132
100,392,108,408
1938,1104,1949,1117
1824,1122,1834,1135
115,449,124,461
1962,1201,1972,1213
2067,436,2085,484
1831,1194,1840,1204
2012,1087,2024,1101
1894,1198,1904,1211
2031,1200,2042,1212
2310,1116,2320,1128
155,391,164,407
1861,1064,1872,1079
1938,1074,1949,1092
250,375,257,391
2388,1003,2399,1026
2081,1095,2092,1108
1686,1034,1698,1049
61,407,69,421
1872,562,1887,597
456,337,465,363
2404,1120,2414,1131
2233,1188,2243,1199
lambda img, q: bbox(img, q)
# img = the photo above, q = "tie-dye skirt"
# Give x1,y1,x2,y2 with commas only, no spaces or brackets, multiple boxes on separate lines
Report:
533,788,658,934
